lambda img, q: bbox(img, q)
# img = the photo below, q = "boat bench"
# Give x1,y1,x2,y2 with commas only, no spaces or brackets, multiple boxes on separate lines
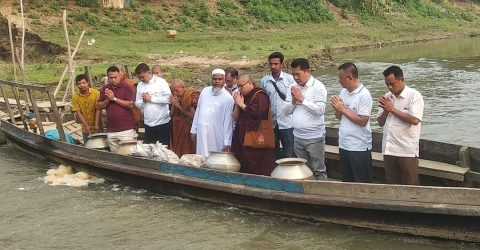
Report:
324,145,469,182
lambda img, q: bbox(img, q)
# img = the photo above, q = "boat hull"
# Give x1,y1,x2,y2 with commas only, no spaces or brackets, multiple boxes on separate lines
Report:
2,120,480,242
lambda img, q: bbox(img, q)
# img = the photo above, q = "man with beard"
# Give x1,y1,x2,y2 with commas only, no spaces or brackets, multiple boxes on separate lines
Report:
191,69,235,157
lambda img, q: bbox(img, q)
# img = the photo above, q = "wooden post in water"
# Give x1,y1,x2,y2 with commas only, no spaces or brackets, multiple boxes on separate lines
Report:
47,90,66,142
26,89,45,136
10,85,28,131
0,86,16,124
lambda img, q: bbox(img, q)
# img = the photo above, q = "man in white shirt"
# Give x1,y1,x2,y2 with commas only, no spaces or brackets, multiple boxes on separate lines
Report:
284,58,328,179
377,65,424,185
260,52,296,158
191,69,235,157
225,67,239,95
134,63,172,145
330,63,373,182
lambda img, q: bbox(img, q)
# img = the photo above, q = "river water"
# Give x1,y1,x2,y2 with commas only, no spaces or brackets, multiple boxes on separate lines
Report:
320,37,480,148
1,37,480,249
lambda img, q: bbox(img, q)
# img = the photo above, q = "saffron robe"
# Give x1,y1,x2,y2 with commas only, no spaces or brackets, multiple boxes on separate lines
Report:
171,88,199,156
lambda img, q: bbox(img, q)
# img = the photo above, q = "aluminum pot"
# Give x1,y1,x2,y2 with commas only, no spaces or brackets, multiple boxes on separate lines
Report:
206,152,241,172
84,133,108,150
271,158,313,180
115,140,138,156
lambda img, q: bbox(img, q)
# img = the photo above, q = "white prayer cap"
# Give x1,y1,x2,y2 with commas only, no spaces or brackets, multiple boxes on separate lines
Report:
211,68,225,76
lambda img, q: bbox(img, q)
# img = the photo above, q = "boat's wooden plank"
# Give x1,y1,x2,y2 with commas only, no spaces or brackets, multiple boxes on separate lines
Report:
325,145,467,182
0,98,27,106
301,180,480,207
0,98,68,114
36,100,69,112
0,80,53,92
1,112,22,121
43,143,480,217
3,120,480,242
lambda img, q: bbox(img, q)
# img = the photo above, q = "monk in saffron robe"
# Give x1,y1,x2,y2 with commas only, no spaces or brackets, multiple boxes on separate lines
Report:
170,79,200,156
232,75,275,176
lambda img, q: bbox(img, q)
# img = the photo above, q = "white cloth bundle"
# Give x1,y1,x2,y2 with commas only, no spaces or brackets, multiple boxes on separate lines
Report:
179,154,206,168
131,142,180,164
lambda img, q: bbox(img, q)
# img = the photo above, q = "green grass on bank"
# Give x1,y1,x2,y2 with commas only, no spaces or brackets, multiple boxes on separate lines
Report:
2,18,480,85
2,0,480,84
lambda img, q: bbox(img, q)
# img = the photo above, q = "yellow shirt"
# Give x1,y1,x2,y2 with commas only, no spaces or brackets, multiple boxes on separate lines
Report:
72,88,100,128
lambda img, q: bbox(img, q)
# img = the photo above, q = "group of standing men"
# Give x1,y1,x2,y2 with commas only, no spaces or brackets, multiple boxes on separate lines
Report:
71,51,424,185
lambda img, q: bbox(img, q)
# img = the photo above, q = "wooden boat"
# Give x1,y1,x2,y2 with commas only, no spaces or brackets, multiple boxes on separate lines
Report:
1,79,480,242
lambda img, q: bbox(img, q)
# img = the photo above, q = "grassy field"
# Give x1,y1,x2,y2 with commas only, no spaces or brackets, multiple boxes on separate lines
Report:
1,0,480,85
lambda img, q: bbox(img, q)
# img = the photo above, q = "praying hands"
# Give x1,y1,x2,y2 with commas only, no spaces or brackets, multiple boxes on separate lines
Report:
291,86,304,104
330,96,346,113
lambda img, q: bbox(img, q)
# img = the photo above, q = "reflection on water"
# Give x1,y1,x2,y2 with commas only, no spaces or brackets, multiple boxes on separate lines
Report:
317,37,480,147
1,145,479,250
1,37,480,249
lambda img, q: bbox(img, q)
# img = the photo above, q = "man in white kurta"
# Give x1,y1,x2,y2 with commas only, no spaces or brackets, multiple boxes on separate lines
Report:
191,69,235,157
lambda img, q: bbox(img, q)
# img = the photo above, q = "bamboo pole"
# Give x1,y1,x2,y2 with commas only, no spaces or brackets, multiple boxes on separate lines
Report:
7,19,17,81
54,30,86,97
0,86,15,124
7,18,24,117
84,66,93,84
19,0,26,81
62,77,73,102
62,9,74,101
18,0,32,108
10,85,28,131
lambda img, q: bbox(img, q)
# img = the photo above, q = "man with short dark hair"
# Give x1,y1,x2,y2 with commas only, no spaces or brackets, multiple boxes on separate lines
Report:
134,63,172,145
97,66,137,152
225,67,239,95
378,65,424,185
284,58,328,179
331,63,373,182
261,52,296,158
72,74,100,143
